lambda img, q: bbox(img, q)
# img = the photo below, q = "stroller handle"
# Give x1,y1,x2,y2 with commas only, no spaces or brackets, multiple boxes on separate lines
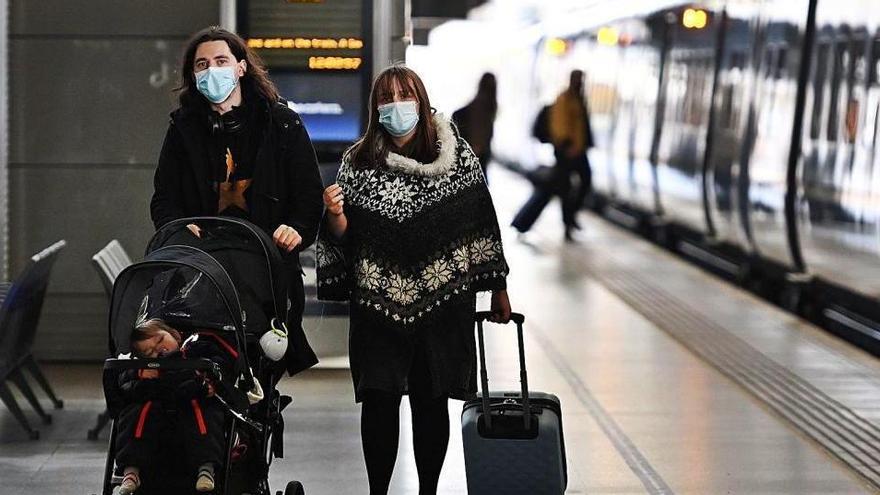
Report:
104,357,221,380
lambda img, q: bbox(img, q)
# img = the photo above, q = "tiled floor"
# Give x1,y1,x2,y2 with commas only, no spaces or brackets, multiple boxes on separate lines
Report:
1,168,879,494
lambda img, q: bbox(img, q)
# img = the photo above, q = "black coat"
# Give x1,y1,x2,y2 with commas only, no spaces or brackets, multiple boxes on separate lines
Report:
151,98,324,375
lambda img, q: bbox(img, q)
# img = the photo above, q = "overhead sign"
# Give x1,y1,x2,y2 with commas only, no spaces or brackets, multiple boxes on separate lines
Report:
241,0,365,70
239,0,371,147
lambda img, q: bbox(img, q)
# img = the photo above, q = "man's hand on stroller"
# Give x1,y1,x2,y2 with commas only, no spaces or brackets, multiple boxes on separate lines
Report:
186,223,202,238
273,224,302,252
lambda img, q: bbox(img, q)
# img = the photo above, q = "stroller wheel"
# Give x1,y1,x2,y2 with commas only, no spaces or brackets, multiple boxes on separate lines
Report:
284,481,304,495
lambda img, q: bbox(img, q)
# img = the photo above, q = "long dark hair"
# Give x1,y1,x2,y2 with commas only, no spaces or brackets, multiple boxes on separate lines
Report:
346,65,438,168
175,26,279,108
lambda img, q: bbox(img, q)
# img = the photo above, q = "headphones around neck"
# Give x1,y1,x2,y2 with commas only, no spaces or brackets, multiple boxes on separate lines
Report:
208,110,243,135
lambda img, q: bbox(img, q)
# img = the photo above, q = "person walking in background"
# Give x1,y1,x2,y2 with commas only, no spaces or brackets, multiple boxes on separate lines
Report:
150,26,323,376
452,73,498,181
549,69,594,241
317,65,512,495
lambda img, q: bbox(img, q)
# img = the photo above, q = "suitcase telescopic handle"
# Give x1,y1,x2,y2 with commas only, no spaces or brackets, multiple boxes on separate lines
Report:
474,311,531,431
475,311,525,325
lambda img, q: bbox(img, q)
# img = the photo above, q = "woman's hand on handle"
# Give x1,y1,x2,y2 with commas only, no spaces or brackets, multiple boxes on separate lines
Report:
489,289,512,323
273,224,302,252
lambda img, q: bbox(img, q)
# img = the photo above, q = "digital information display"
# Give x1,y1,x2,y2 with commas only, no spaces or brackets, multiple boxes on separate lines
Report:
274,72,363,142
239,0,370,146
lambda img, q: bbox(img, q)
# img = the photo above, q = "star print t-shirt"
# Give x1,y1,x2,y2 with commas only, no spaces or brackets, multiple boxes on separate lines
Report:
211,104,260,218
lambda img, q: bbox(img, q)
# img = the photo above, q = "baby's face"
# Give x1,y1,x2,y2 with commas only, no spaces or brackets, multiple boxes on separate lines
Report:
133,329,180,358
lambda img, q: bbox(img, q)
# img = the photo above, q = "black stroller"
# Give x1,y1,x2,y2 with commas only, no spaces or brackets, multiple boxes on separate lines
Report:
99,217,305,495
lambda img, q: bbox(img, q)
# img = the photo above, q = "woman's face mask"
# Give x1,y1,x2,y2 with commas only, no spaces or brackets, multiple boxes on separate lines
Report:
378,101,419,137
195,66,238,104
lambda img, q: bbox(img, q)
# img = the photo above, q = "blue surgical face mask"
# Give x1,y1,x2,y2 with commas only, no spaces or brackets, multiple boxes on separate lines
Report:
195,66,238,104
378,101,419,137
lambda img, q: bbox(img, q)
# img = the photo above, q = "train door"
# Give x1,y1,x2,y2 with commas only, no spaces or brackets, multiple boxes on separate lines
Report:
582,21,660,213
745,12,807,265
653,4,719,234
840,30,871,228
866,32,880,235
584,28,629,200
706,2,760,248
796,0,880,299
624,43,665,212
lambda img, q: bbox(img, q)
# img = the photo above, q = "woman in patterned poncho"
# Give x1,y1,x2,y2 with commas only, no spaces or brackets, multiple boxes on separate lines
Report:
316,65,512,494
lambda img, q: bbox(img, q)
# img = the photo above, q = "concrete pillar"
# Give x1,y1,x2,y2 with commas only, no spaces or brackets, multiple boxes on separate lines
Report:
220,0,237,32
372,0,410,75
9,0,219,359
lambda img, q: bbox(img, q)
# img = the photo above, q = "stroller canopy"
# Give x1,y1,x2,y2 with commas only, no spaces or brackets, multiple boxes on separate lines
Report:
109,217,287,356
110,245,244,356
147,217,287,319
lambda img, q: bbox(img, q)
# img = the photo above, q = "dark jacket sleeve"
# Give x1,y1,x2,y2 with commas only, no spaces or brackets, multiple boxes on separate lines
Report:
281,115,324,253
151,123,188,230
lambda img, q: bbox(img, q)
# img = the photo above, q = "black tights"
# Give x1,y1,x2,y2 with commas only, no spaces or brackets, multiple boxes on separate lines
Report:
361,390,450,495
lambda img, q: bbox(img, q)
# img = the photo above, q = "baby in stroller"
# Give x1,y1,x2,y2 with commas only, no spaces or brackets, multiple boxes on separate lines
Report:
113,317,238,495
101,217,306,495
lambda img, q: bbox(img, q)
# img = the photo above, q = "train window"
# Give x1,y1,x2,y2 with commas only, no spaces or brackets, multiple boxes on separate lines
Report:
721,84,734,129
870,35,880,86
720,51,741,130
851,36,867,87
826,40,848,143
763,46,776,80
872,103,880,153
845,100,860,143
845,36,867,143
810,42,829,140
776,47,788,80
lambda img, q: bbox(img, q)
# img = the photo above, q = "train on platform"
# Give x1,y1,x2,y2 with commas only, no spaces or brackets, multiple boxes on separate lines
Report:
536,0,880,353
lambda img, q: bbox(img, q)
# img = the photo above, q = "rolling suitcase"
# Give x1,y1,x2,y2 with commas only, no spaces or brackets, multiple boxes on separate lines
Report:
462,312,567,494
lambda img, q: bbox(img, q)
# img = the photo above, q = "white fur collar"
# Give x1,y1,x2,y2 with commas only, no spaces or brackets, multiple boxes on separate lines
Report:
385,113,457,177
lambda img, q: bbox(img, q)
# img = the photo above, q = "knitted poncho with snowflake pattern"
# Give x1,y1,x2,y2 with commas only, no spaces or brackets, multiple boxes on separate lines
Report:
316,114,508,332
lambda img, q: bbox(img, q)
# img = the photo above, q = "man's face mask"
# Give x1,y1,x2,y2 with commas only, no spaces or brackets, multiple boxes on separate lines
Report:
378,101,419,137
195,66,238,104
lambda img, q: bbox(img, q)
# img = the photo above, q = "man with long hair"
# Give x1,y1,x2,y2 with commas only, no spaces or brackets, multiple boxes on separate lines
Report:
150,27,322,377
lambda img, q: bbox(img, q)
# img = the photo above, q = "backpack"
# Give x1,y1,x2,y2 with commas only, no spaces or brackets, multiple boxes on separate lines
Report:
532,105,551,143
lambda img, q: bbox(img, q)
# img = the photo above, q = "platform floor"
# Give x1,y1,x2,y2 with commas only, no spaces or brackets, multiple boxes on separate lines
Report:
2,168,880,494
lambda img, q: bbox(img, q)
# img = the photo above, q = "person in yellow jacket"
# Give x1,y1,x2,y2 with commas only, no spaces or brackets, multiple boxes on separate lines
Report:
548,70,594,241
